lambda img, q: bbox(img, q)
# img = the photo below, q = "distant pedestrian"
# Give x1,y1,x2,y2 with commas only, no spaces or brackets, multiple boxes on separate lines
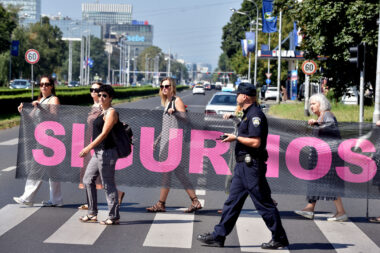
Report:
197,83,289,249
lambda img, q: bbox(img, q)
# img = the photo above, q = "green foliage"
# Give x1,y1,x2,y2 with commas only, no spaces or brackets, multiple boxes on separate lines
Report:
0,4,17,54
274,0,380,98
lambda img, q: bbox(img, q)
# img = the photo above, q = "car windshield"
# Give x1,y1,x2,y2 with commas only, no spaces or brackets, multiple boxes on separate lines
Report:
14,80,27,85
210,94,236,105
195,85,204,88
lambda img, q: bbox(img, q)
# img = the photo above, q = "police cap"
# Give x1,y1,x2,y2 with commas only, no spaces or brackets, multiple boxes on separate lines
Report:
233,82,256,96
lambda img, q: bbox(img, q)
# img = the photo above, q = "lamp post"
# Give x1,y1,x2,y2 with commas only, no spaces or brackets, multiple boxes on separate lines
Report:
230,8,253,83
248,0,259,87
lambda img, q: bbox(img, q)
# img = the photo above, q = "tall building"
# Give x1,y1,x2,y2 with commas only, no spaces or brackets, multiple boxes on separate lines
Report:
0,0,41,23
82,3,132,25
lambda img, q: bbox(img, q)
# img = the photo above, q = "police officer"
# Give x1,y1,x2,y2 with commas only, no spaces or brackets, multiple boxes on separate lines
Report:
197,83,289,249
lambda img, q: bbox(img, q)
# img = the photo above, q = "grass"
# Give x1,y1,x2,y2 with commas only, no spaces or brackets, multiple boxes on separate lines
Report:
267,101,375,122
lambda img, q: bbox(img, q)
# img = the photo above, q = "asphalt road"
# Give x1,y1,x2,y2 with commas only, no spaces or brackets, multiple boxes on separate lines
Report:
0,88,379,253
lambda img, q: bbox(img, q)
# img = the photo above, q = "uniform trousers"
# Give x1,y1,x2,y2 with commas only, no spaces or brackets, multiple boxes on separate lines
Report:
213,160,288,244
83,148,120,220
20,179,62,205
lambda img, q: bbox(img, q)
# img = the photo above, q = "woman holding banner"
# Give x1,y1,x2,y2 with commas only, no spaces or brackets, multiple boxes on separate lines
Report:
294,93,347,221
13,75,63,207
79,85,120,225
77,82,125,211
146,77,202,213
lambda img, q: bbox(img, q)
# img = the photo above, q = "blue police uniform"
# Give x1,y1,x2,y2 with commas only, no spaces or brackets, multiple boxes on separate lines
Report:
212,102,289,245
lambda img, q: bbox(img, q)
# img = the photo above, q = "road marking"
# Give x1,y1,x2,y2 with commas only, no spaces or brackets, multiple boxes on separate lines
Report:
314,213,380,253
143,212,194,248
44,210,108,245
0,204,40,237
2,166,16,172
236,211,290,252
195,189,206,195
0,138,18,146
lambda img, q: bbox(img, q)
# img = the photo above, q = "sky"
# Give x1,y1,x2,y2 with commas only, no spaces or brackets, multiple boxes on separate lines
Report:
41,0,244,70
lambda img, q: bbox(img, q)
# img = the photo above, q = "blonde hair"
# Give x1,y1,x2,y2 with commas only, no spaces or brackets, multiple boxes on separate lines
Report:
159,77,177,106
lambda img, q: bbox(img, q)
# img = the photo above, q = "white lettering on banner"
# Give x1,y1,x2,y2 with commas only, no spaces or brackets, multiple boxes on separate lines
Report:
127,35,145,42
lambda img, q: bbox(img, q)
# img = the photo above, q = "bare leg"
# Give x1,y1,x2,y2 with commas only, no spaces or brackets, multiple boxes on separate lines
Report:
333,197,346,216
302,202,316,212
159,188,170,202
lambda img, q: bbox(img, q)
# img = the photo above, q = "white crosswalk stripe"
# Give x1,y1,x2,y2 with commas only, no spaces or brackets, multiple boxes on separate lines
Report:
0,204,40,237
44,210,109,245
143,211,195,248
0,138,18,146
236,211,290,252
2,166,16,172
314,213,380,253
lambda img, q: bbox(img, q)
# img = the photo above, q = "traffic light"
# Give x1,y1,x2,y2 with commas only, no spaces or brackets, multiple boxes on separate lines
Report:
349,43,364,70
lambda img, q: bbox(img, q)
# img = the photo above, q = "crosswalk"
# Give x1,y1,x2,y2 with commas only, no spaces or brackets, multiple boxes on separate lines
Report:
0,204,379,252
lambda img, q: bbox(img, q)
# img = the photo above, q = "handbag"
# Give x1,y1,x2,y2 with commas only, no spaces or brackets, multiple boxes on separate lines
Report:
112,118,133,158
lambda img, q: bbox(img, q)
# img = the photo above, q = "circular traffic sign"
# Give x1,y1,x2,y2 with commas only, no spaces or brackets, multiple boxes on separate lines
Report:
301,60,317,75
25,49,40,64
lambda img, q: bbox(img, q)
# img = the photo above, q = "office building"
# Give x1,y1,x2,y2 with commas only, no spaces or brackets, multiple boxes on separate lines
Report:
82,3,132,25
0,0,41,23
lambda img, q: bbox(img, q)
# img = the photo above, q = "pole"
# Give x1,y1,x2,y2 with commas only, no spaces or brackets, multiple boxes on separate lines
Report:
248,21,253,83
253,3,259,87
31,64,34,100
87,34,91,84
304,74,310,116
127,45,130,86
107,51,111,84
68,40,73,83
359,43,366,123
9,54,12,86
80,35,84,85
373,14,380,123
168,48,171,77
268,34,271,73
276,11,282,103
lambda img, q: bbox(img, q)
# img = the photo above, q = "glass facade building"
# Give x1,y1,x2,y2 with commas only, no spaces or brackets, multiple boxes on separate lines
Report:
82,3,132,25
0,0,41,23
49,19,102,40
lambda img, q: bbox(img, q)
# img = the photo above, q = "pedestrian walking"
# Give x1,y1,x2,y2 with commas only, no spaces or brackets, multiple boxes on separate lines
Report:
197,82,289,249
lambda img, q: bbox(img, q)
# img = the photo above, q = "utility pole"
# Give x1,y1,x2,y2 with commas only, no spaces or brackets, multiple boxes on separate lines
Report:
126,45,131,86
373,14,380,123
276,11,282,103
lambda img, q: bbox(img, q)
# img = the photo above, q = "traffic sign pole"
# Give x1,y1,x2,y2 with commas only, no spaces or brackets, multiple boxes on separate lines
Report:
25,49,40,100
31,64,34,100
302,60,318,116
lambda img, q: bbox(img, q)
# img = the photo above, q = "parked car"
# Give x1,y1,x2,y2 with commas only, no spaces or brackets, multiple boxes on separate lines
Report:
204,92,237,116
68,81,79,87
9,79,31,89
341,87,358,105
193,85,206,95
265,86,279,100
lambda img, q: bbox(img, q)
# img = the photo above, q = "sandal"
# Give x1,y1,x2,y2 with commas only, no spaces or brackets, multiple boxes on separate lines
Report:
78,204,88,210
184,197,202,213
79,214,97,223
100,218,120,225
369,217,380,223
146,200,166,212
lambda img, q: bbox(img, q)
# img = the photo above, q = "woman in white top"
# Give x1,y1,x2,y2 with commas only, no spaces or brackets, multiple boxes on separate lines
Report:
13,76,63,207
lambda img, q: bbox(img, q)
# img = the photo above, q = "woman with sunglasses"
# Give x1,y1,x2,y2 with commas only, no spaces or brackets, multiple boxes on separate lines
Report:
146,77,202,213
13,75,63,207
79,85,120,225
78,82,125,211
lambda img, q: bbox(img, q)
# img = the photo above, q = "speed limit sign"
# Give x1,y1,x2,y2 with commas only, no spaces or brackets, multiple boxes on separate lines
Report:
301,60,317,75
25,49,40,64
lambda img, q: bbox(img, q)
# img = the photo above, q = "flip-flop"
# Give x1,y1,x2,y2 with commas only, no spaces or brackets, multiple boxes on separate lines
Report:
100,218,120,225
79,215,97,223
369,217,380,223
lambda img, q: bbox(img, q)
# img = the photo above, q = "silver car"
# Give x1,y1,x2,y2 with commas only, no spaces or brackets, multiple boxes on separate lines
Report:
10,79,31,89
205,92,237,116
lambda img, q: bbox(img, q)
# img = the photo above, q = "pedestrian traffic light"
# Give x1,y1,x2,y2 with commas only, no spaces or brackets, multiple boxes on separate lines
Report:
349,43,364,70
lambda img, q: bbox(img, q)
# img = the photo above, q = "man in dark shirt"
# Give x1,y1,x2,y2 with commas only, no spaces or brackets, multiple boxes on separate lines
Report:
196,82,289,249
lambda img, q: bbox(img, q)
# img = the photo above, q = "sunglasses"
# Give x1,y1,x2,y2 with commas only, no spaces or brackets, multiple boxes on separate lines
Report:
97,93,108,98
160,85,171,89
40,82,51,87
90,88,100,93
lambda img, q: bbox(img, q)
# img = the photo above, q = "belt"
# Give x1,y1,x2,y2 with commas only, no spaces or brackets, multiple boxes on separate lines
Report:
236,154,256,163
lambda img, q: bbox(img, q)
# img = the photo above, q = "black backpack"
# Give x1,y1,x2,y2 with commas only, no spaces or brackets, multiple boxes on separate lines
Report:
112,118,133,158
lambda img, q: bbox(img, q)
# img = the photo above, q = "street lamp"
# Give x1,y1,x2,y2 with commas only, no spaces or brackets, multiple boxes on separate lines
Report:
230,8,253,83
248,0,259,87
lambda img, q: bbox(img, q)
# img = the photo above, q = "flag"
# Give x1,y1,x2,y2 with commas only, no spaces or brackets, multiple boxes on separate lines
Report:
261,44,269,51
11,40,19,56
241,39,248,57
262,0,277,33
293,22,298,47
245,32,255,52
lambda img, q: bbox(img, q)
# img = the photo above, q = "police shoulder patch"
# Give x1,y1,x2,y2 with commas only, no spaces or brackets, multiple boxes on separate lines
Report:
252,117,261,127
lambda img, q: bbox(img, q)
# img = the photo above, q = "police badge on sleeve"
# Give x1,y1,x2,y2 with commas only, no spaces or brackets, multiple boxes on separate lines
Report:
252,117,261,127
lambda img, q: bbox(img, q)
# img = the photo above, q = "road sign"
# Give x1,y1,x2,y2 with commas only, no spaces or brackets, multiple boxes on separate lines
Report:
25,49,40,64
266,79,271,84
265,73,272,79
301,60,317,75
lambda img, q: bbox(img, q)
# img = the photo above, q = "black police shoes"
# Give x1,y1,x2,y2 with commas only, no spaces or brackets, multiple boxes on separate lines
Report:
196,232,225,247
261,239,289,249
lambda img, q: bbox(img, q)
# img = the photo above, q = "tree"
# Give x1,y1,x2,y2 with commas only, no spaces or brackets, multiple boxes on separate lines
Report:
0,4,17,54
275,0,380,97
